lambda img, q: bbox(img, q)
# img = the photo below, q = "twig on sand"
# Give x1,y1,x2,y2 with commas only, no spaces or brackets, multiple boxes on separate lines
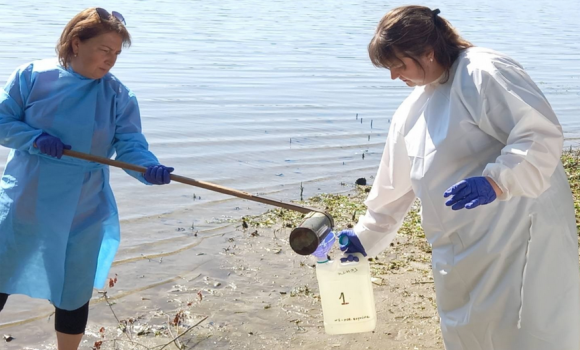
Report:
99,291,134,342
157,316,209,350
166,316,183,350
97,338,151,350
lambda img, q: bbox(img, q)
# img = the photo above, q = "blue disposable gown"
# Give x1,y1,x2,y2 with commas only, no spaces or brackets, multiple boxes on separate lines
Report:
0,59,159,310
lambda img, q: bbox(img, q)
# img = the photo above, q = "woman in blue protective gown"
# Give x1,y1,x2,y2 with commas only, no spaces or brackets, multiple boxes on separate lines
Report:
0,8,174,349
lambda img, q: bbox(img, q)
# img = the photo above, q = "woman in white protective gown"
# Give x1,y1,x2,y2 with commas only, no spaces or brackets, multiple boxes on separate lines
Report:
337,5,580,350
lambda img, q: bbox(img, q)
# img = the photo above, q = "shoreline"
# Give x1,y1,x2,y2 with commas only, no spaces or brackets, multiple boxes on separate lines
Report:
1,150,578,349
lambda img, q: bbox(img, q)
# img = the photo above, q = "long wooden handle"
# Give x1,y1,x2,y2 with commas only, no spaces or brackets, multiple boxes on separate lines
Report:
63,149,320,214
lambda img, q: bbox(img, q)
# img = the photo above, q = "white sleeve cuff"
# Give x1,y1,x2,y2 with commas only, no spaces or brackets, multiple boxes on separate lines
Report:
354,219,397,258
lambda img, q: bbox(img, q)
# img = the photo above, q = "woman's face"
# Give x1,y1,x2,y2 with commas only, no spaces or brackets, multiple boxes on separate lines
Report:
70,32,123,79
388,51,443,87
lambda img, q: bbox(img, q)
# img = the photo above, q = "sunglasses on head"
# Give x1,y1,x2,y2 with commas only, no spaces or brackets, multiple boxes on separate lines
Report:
96,8,126,25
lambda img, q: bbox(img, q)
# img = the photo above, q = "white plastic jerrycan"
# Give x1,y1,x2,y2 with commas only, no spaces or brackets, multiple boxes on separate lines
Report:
315,252,377,334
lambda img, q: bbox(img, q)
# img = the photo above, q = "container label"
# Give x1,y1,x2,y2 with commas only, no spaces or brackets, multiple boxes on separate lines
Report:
334,315,371,323
337,267,358,276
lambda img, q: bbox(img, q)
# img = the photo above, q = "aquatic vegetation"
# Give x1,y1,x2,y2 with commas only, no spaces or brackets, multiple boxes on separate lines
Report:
562,149,580,235
246,150,580,251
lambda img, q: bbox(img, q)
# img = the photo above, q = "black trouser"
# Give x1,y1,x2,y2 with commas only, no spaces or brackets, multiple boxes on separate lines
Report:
0,293,89,334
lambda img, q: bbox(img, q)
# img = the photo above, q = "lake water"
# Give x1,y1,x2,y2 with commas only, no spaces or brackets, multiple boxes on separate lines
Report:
0,0,579,343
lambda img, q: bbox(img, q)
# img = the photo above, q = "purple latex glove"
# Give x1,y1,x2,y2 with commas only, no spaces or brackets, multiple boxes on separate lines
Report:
444,176,497,211
144,165,174,185
337,229,367,259
34,134,71,159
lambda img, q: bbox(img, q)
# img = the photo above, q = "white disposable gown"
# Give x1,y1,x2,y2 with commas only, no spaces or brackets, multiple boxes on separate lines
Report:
0,59,159,310
354,47,580,349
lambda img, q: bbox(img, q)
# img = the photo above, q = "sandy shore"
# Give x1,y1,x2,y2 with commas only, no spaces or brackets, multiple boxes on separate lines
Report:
83,220,444,350
2,149,579,349
2,195,444,350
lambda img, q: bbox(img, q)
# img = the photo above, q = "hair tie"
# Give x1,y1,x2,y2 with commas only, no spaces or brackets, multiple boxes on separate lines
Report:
432,8,441,17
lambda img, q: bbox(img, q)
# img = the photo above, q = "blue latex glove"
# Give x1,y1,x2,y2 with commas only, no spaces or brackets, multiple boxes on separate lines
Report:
337,229,367,258
34,134,71,159
144,165,174,185
311,232,336,262
444,176,497,211
340,254,360,263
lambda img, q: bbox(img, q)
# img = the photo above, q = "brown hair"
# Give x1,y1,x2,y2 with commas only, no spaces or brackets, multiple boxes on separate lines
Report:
56,8,131,68
368,6,473,81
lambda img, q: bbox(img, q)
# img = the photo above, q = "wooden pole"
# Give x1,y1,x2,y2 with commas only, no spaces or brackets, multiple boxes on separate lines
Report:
63,149,322,214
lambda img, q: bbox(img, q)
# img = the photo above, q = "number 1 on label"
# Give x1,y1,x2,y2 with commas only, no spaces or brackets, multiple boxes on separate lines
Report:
339,292,349,305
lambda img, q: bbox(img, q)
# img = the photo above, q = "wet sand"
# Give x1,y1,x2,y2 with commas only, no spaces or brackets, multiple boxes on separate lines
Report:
1,194,444,350
2,150,580,349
